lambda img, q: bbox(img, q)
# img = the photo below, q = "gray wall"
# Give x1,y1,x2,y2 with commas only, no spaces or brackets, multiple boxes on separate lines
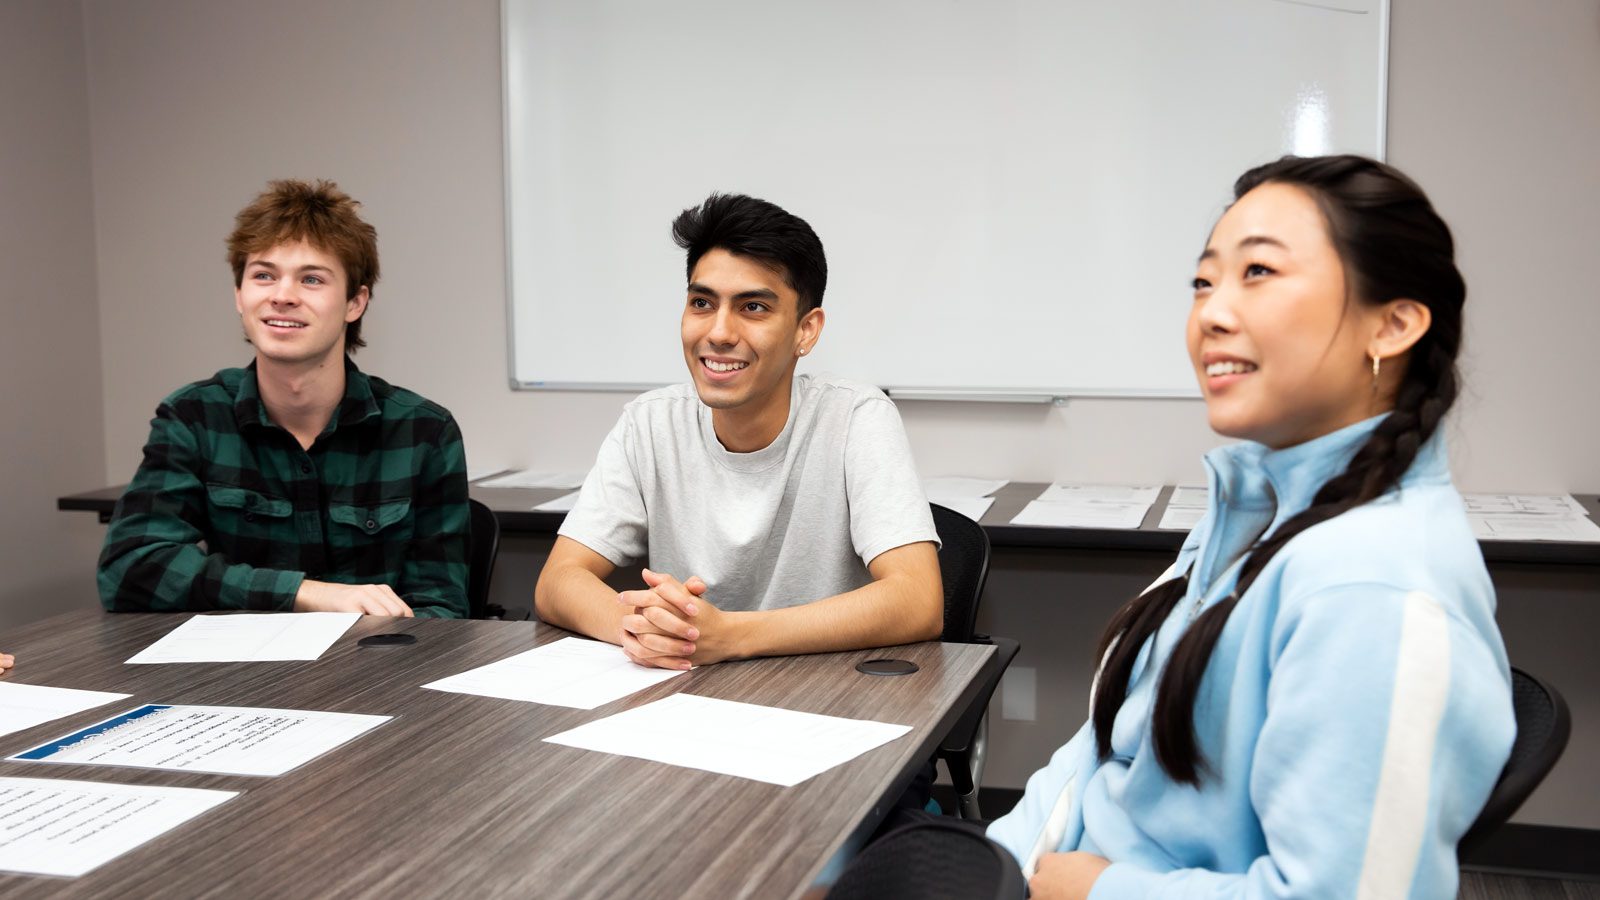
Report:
1374,0,1600,833
0,0,108,628
1388,0,1600,494
5,0,1597,829
82,0,515,486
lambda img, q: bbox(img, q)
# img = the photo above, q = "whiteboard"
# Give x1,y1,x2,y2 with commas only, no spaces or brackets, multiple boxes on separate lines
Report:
503,0,1387,398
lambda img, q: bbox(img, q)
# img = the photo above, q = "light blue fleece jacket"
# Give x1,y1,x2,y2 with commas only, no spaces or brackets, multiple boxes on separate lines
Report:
988,416,1515,899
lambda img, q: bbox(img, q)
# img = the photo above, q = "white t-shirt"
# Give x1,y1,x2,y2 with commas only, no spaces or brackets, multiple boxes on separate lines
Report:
559,374,939,612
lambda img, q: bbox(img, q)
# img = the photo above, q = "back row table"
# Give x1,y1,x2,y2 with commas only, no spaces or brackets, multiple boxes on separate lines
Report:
463,481,1600,565
0,610,993,899
57,483,1600,565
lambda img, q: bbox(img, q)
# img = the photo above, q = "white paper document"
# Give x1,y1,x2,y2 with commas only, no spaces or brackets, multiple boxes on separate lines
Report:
0,778,235,877
422,637,685,709
929,495,995,523
1459,492,1599,543
0,683,131,740
1012,499,1149,529
1158,485,1209,531
533,491,582,513
1461,493,1588,517
1470,515,1600,543
126,612,359,664
544,693,912,786
467,466,507,482
924,476,1003,522
477,469,589,490
1034,483,1162,506
1013,483,1161,530
9,704,390,777
922,476,1009,498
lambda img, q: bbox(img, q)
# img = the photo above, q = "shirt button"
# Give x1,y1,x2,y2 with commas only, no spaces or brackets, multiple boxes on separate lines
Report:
244,512,256,523
301,463,312,474
365,519,377,530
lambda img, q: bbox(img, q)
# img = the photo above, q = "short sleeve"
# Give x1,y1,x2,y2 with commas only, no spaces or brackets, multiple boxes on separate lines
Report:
843,397,940,564
557,411,649,566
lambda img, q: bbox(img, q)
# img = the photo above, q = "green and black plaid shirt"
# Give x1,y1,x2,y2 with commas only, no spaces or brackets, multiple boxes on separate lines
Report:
98,358,469,617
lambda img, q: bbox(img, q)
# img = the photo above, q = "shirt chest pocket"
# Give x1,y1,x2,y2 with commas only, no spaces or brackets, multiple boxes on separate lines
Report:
206,483,294,529
328,498,414,541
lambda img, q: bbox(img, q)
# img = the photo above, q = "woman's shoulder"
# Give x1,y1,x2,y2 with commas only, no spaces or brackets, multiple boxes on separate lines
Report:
1270,482,1490,612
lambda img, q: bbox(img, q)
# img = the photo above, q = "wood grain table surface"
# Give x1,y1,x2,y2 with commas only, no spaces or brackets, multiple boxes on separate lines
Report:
0,610,994,899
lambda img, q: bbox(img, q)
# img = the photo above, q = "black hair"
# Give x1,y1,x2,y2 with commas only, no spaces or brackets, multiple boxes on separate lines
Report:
671,193,828,315
1090,155,1467,784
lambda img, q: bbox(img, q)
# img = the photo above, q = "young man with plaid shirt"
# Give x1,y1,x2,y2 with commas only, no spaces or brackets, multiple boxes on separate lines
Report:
97,180,469,618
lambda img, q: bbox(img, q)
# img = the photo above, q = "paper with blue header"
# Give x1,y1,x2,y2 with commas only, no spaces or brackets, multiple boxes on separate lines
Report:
8,704,388,777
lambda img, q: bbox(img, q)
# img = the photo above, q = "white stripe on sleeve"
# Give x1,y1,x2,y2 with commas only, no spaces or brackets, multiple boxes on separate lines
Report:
1023,775,1077,879
1356,590,1452,900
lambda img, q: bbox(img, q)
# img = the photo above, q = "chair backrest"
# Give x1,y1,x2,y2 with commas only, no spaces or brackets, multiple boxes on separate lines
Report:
1459,666,1572,853
466,498,502,619
930,503,991,643
827,819,1026,900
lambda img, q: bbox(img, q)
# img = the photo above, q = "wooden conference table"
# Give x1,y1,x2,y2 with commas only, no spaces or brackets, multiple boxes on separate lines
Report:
0,611,994,899
57,482,1600,566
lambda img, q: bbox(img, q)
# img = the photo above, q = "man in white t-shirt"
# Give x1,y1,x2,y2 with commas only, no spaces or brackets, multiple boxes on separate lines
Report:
534,193,942,670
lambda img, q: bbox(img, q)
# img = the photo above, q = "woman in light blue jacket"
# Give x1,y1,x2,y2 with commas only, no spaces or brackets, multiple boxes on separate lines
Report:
990,156,1515,899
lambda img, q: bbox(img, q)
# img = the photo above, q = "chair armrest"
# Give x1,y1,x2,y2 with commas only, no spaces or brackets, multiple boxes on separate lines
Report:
940,636,1020,757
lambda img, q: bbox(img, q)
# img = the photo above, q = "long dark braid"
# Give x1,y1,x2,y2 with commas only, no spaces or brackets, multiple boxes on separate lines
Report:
1090,155,1467,784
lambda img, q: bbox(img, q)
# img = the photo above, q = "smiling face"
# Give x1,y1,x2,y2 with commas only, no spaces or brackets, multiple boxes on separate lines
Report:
1188,182,1394,449
681,247,823,450
235,240,368,371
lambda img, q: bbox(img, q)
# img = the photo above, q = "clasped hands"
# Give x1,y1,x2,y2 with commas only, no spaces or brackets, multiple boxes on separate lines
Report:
617,568,736,669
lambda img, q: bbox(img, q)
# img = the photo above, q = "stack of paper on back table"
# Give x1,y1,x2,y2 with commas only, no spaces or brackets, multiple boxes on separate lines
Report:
125,612,359,664
476,469,589,490
1010,484,1162,530
533,491,582,512
421,637,686,709
1158,485,1209,531
1462,492,1600,543
544,693,911,786
923,476,1008,523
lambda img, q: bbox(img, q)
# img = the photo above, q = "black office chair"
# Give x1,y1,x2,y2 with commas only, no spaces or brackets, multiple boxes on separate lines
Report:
1458,667,1571,855
931,502,1022,820
828,819,1026,900
467,498,506,619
